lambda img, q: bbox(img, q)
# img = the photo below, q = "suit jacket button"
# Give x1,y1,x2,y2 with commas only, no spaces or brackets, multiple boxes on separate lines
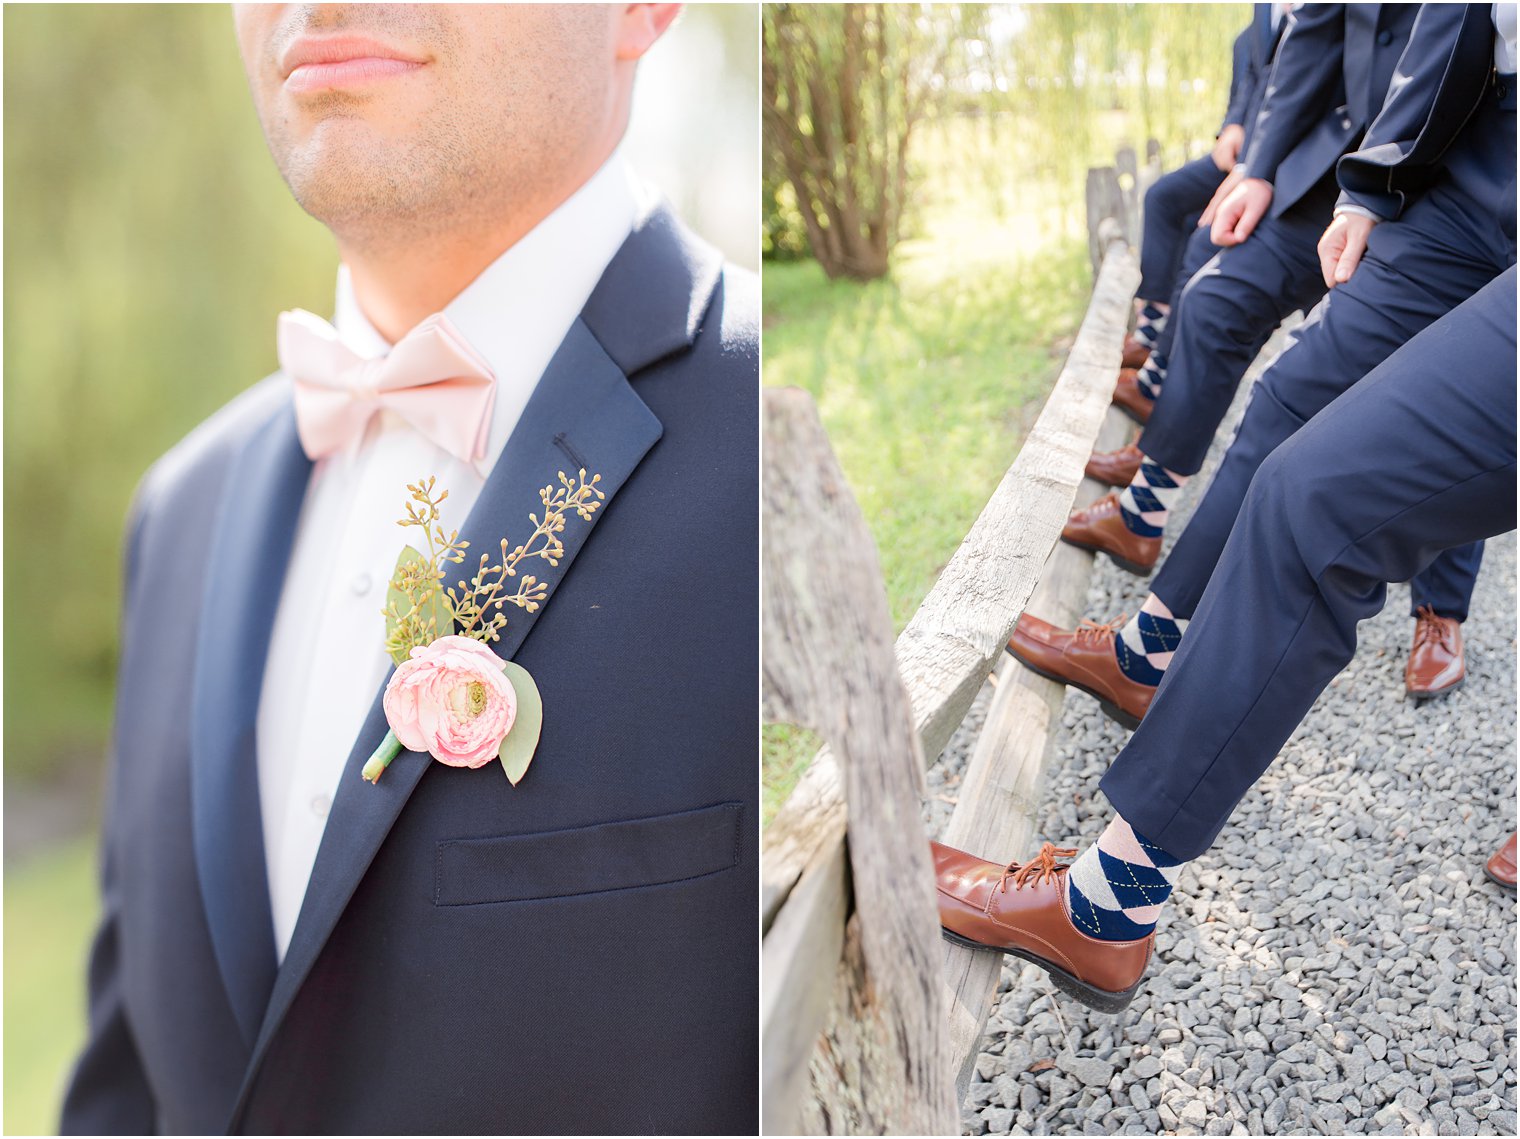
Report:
1377,29,1393,46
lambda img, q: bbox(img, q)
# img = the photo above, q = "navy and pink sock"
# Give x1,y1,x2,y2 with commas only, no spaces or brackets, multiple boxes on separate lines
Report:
1119,459,1187,537
1113,595,1188,687
1133,302,1169,349
1133,350,1167,401
1065,816,1183,941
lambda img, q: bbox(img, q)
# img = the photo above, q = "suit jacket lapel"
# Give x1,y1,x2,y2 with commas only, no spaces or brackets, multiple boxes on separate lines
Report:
1256,4,1274,62
189,399,313,1049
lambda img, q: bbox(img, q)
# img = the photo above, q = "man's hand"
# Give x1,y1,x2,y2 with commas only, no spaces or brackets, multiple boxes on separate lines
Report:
1318,212,1377,287
1210,177,1274,246
1198,165,1244,229
1211,123,1245,173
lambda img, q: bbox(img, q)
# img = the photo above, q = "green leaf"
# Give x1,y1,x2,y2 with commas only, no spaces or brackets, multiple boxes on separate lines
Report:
498,660,543,786
385,544,451,664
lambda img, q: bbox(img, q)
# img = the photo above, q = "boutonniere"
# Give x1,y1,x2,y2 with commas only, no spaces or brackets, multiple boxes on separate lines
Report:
360,470,604,786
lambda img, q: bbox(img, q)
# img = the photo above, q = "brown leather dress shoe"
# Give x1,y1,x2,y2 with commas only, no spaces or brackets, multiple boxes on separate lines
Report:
1484,833,1517,891
1061,493,1162,575
1111,369,1155,425
1406,606,1466,700
934,841,1153,1013
1084,443,1146,487
1005,613,1157,729
1121,335,1151,370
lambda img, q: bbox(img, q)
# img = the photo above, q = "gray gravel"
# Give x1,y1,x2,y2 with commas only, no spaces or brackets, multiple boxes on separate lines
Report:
929,352,1518,1136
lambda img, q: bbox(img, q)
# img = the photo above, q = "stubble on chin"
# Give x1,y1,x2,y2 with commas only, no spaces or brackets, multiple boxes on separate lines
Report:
274,108,503,248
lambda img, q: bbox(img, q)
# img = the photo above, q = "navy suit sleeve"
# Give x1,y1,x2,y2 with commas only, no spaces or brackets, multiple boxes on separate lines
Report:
1222,25,1258,131
1241,4,1348,184
59,839,157,1134
1337,3,1492,219
60,503,157,1136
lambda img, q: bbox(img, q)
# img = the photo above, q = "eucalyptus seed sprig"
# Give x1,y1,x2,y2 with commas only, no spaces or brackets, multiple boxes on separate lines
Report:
381,470,605,658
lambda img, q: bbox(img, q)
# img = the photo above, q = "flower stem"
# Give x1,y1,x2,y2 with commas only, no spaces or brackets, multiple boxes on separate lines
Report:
362,729,403,783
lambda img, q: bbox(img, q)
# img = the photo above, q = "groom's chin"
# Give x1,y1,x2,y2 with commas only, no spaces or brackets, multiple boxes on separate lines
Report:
277,125,443,229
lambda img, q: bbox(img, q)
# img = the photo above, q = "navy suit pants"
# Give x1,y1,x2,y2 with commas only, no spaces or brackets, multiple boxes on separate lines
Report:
1138,175,1338,476
1151,226,1222,362
1102,268,1517,860
1138,155,1228,302
1151,93,1517,624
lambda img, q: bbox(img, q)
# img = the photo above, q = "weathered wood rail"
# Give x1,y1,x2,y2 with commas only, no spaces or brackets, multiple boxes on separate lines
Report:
937,346,1138,1102
762,150,1153,1134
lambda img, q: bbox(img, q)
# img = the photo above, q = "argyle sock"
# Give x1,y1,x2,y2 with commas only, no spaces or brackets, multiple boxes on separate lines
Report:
1133,350,1167,401
1065,815,1183,940
1119,459,1188,537
1113,595,1188,687
1133,302,1169,348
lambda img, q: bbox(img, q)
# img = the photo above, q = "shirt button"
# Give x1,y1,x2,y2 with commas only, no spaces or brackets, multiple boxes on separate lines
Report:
350,572,372,596
310,794,331,819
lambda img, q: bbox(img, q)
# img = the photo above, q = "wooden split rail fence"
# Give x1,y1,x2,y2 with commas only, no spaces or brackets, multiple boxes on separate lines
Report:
761,147,1162,1134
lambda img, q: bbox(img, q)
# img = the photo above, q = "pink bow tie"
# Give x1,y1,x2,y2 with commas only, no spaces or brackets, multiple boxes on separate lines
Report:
277,309,497,463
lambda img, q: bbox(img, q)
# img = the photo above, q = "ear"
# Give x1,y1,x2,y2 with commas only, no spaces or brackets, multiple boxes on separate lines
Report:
614,4,683,61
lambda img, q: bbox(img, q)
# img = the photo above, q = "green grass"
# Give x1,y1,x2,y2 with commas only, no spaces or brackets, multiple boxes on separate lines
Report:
763,724,824,826
761,191,1092,820
4,836,97,1136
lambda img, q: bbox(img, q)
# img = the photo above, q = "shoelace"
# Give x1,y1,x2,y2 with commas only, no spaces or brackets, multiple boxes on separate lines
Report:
1073,614,1126,647
1413,605,1452,652
997,843,1080,892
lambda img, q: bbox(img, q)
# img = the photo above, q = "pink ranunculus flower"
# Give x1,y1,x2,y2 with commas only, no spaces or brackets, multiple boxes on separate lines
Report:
382,635,517,768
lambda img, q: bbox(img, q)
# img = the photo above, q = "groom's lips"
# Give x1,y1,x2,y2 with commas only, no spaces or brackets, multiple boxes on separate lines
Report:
281,35,428,93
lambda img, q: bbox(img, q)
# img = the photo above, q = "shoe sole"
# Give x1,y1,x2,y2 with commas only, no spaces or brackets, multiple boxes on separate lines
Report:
1058,534,1156,578
941,928,1144,1014
1407,674,1466,703
1482,864,1517,892
1005,645,1145,731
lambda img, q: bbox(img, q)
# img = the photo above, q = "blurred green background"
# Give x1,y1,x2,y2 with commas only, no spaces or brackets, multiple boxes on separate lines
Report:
2,5,757,1132
761,2,1249,820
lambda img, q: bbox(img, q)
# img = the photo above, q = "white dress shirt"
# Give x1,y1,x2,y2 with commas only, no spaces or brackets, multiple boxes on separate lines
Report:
256,155,640,961
1496,3,1517,71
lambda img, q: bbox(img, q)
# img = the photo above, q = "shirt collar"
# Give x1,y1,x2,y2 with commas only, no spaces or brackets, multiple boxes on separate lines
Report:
331,153,641,477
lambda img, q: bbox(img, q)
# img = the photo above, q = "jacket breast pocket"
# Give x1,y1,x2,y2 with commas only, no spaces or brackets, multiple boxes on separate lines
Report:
433,801,743,906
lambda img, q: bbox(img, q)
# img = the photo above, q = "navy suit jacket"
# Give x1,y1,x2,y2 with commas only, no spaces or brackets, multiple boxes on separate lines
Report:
60,205,759,1135
1242,3,1422,216
1225,4,1287,148
1224,24,1258,132
1338,3,1500,218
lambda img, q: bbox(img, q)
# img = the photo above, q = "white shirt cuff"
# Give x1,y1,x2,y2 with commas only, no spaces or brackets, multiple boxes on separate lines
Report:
1333,203,1380,223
